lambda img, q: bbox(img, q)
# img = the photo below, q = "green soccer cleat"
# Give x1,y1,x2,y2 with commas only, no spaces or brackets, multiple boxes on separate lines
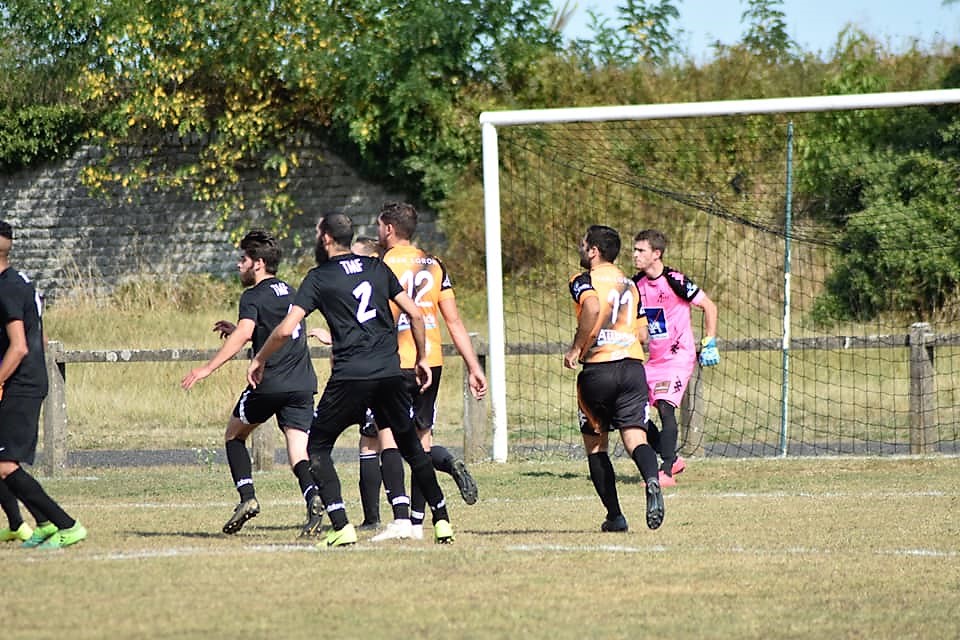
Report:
323,523,357,548
0,522,33,542
21,521,58,548
38,522,87,549
433,519,454,544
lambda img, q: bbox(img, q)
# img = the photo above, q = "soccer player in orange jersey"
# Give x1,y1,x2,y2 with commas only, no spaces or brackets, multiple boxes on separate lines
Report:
564,224,664,531
367,201,487,541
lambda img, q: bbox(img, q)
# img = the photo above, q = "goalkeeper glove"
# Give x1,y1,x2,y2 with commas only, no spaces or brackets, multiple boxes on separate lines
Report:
699,336,720,367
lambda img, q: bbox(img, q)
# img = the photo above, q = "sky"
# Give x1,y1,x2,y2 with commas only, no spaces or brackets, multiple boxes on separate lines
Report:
554,0,960,62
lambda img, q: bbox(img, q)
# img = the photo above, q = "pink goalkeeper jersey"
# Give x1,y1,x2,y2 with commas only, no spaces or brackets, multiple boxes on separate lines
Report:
632,266,706,365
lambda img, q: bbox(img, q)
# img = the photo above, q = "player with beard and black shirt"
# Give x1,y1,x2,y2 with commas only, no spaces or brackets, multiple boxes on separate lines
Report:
247,212,454,546
0,219,87,549
182,230,321,537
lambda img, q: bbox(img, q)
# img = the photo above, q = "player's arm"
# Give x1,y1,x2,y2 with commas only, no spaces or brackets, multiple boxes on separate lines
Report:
694,292,720,366
564,294,600,369
246,305,307,388
438,297,487,399
695,292,718,340
394,291,432,392
181,319,255,390
0,319,28,386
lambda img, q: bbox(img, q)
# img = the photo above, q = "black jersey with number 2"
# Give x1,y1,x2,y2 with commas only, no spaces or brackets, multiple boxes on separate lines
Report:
294,254,403,380
0,267,48,397
239,277,317,394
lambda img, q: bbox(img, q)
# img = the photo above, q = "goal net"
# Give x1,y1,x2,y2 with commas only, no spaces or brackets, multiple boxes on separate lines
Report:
480,90,960,462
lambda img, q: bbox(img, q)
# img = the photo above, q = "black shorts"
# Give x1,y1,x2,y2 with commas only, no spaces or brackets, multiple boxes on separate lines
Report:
576,359,649,435
311,376,416,450
357,367,442,437
232,388,315,433
0,394,42,465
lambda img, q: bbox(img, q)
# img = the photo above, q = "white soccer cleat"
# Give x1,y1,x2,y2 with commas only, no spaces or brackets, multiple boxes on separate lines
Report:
370,519,413,542
410,524,424,540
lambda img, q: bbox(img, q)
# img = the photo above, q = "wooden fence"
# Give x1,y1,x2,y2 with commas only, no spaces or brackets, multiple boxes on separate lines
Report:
40,336,488,476
38,322,945,474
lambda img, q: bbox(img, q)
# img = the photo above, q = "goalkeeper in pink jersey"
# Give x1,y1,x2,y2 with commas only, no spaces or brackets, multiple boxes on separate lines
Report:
632,229,719,487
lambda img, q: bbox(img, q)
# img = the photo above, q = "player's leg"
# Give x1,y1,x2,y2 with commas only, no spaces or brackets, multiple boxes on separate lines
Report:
578,366,625,532
420,367,479,505
357,409,382,530
407,427,431,539
370,426,413,541
374,376,453,543
0,472,31,541
655,400,682,482
616,360,663,530
645,362,692,485
308,379,372,547
0,395,85,548
278,392,323,536
222,412,260,534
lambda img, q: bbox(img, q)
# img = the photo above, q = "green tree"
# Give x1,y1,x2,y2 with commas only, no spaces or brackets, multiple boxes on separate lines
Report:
3,0,560,232
740,0,796,64
569,1,680,68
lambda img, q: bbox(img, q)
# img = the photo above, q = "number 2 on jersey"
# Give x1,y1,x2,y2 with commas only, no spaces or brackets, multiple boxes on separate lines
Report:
352,281,376,323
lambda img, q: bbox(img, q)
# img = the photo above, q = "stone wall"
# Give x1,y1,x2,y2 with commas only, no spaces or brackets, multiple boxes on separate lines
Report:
0,142,439,301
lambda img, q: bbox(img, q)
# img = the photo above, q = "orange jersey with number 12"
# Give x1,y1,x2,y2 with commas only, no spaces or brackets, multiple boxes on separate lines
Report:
568,263,646,364
383,244,455,368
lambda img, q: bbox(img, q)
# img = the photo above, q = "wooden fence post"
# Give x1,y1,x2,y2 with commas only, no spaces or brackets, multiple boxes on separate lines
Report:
680,363,706,457
909,322,937,454
462,334,488,463
42,341,68,476
250,423,276,471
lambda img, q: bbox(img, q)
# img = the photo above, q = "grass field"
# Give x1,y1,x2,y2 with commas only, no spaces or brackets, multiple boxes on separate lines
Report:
5,456,959,639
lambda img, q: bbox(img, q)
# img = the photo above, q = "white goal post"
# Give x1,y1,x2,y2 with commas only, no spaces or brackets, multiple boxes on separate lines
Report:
479,88,960,462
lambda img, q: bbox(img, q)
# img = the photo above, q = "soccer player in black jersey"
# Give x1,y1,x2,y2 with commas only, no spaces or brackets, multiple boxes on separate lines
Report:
182,230,321,536
248,212,455,546
0,219,87,548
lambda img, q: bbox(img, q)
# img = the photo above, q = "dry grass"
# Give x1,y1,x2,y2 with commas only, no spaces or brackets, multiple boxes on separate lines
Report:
4,456,959,639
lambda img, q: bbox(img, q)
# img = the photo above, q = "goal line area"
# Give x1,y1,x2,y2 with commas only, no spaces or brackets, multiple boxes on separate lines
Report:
479,89,960,462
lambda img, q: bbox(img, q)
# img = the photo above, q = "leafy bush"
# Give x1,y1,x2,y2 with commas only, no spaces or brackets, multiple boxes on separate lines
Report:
0,105,89,172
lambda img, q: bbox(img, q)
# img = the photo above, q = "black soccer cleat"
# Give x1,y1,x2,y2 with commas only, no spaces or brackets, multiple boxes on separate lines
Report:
299,494,324,537
601,514,629,532
222,498,260,534
645,479,665,530
451,458,478,505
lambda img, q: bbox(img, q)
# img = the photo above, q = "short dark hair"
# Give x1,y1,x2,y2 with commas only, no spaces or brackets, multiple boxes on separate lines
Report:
319,212,354,249
378,201,417,240
585,225,620,263
352,236,380,257
240,230,281,274
634,229,667,257
0,220,12,240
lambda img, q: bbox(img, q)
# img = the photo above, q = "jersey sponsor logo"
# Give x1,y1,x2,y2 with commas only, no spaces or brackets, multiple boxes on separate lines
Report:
340,258,364,274
269,282,290,297
644,307,668,340
653,380,673,394
596,328,636,348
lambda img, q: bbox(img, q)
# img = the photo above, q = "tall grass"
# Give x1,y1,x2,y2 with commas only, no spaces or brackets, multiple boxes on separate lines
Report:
44,272,475,451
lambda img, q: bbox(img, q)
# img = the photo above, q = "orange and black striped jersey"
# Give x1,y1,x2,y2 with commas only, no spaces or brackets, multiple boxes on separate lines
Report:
383,244,455,368
568,262,646,364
